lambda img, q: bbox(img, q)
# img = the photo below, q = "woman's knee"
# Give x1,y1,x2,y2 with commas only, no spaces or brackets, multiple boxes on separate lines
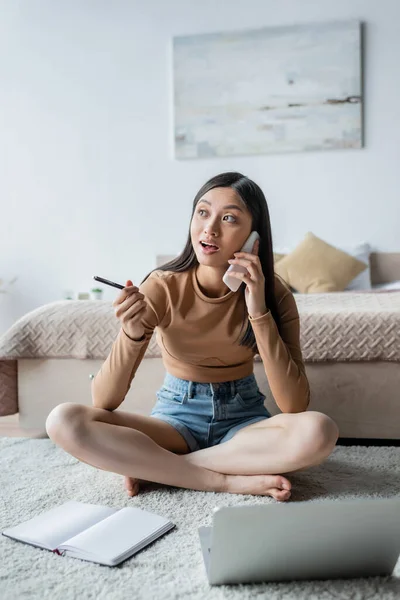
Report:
45,402,88,445
301,411,339,454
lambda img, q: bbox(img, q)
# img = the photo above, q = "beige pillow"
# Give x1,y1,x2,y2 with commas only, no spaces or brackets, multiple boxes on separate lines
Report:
273,252,286,263
274,232,368,293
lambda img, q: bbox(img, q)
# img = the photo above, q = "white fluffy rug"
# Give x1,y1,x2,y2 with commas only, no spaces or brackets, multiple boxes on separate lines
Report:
1,437,400,600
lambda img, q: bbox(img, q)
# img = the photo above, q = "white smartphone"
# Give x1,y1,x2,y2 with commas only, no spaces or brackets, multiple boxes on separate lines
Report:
222,231,260,292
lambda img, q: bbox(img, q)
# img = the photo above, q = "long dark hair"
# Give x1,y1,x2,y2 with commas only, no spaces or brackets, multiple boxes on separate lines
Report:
140,172,281,353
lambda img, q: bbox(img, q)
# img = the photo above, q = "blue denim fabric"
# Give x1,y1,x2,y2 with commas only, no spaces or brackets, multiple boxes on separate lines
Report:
150,372,271,452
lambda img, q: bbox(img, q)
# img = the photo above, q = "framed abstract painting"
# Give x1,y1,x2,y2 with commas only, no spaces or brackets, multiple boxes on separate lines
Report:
172,20,363,159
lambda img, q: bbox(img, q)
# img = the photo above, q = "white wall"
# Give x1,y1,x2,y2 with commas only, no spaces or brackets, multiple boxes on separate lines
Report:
1,0,399,335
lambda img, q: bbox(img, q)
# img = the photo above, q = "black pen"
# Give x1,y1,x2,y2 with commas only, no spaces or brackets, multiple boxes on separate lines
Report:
93,276,125,290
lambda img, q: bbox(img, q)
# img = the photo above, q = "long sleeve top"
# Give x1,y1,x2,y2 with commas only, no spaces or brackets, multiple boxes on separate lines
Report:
92,267,310,413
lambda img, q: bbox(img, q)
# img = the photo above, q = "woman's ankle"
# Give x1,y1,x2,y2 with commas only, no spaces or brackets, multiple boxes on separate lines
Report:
210,471,228,493
183,454,227,492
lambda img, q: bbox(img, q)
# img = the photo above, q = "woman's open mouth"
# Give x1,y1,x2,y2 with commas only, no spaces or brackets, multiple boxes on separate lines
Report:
199,241,220,254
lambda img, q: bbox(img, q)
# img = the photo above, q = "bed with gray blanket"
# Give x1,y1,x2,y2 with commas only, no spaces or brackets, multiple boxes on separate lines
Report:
0,252,399,440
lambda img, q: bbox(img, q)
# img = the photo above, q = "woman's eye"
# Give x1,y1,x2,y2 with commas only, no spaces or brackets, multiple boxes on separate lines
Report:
197,210,236,223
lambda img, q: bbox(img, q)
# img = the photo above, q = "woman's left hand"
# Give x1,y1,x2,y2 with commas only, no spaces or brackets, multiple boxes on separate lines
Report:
227,238,268,319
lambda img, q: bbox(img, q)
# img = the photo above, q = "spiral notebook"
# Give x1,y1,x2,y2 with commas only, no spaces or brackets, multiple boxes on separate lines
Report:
2,500,175,566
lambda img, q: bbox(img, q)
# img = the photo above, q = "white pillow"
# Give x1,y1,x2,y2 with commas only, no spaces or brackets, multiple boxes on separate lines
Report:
372,280,400,291
341,243,371,290
274,242,371,291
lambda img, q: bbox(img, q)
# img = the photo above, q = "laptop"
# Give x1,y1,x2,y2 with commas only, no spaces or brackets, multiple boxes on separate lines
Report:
198,497,400,585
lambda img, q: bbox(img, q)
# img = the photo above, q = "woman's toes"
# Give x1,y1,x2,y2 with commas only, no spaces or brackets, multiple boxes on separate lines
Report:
129,482,140,496
127,481,140,497
272,488,291,502
125,476,139,496
124,476,134,491
276,476,291,491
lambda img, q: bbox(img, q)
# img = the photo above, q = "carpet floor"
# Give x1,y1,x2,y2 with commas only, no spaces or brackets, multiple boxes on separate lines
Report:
1,437,400,600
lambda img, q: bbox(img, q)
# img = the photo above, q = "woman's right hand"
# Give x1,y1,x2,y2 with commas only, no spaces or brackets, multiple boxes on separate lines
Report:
113,279,147,340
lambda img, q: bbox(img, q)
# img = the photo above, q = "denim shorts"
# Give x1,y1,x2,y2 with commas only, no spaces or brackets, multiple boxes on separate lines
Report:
150,372,271,452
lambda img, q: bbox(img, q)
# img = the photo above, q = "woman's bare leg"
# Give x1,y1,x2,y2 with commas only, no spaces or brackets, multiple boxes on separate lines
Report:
186,412,339,475
45,403,292,500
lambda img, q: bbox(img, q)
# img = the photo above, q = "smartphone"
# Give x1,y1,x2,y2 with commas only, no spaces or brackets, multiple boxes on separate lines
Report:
93,276,125,290
222,231,260,292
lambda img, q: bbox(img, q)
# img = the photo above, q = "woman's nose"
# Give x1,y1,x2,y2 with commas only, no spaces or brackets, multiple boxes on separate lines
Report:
204,225,219,236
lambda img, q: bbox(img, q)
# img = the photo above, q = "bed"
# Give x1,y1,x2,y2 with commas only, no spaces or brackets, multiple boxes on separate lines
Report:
0,252,399,440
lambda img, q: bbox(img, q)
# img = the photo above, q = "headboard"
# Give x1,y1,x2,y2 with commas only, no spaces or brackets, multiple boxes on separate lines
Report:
156,252,400,284
369,252,400,284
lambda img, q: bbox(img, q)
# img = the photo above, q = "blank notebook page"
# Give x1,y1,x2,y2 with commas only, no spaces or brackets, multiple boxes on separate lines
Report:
4,501,116,550
60,507,171,561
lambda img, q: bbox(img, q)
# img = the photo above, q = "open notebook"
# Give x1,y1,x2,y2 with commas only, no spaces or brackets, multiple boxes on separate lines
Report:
2,500,175,566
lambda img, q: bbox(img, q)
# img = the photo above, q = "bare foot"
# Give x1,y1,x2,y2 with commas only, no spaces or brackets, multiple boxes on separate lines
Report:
124,474,291,501
124,476,142,497
124,477,166,496
224,474,292,501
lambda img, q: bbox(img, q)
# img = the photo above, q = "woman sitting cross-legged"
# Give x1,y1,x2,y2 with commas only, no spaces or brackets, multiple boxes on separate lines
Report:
46,171,339,502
